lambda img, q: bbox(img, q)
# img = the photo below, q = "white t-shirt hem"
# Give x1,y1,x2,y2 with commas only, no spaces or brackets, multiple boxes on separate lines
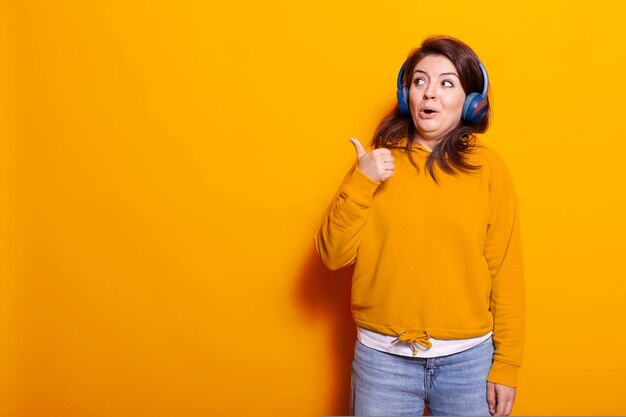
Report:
357,326,493,358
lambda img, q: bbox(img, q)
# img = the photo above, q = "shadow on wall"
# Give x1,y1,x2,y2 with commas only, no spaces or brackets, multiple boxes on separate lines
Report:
296,244,431,416
296,245,355,416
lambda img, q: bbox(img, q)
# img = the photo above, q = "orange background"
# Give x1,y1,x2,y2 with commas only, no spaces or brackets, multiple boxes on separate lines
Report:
2,1,626,416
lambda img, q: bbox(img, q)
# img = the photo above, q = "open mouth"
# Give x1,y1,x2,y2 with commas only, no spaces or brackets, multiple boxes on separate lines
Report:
419,109,438,116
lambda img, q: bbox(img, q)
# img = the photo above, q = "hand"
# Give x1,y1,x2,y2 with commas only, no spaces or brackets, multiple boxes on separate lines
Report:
487,381,516,416
349,138,395,182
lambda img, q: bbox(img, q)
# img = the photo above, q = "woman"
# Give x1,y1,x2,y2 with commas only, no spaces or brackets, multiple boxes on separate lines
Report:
314,35,525,416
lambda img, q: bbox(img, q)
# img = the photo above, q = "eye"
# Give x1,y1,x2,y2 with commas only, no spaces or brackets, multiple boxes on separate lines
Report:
413,78,426,86
442,80,454,87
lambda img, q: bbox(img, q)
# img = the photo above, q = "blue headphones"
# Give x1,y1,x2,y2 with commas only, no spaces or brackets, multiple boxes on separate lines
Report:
396,58,489,124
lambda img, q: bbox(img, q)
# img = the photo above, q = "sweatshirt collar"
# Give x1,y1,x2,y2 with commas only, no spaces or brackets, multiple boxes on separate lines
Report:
396,138,432,154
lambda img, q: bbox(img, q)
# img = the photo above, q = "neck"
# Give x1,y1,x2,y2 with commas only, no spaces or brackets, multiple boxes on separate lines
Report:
414,137,437,152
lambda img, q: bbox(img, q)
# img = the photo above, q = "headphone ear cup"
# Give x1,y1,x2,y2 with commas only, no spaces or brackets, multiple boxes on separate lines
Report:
462,92,487,124
397,87,410,116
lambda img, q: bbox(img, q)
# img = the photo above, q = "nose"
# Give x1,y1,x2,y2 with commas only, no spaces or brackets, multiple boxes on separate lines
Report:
423,82,437,99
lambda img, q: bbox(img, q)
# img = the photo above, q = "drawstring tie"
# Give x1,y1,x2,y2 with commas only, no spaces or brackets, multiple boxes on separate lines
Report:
392,330,432,356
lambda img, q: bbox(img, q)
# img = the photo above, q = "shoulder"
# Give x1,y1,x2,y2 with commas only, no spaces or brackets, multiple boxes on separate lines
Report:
469,140,508,172
468,140,516,190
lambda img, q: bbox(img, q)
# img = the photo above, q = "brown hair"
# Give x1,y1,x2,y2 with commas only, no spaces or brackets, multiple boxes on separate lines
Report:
372,35,491,182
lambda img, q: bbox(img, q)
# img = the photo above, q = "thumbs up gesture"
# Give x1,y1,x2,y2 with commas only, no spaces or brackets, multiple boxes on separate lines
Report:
349,138,395,182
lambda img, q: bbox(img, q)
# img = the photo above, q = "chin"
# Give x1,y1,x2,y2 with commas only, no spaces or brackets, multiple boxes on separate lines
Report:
417,124,456,139
415,121,439,131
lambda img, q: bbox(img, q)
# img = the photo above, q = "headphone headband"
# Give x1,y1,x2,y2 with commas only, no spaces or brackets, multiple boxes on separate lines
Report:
397,62,407,91
478,61,488,97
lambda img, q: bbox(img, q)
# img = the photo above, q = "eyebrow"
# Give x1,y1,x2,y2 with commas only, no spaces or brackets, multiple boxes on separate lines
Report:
413,69,460,79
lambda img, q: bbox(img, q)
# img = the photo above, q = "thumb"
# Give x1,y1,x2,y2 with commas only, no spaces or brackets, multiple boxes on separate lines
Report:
348,137,367,159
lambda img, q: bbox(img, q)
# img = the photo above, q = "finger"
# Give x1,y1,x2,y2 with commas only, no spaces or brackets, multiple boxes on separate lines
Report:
349,138,367,158
381,170,394,181
487,382,496,415
504,398,514,416
378,155,395,164
496,393,507,416
384,162,395,170
373,147,392,156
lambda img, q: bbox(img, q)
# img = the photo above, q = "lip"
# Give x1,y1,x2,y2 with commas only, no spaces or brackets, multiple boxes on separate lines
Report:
418,108,439,119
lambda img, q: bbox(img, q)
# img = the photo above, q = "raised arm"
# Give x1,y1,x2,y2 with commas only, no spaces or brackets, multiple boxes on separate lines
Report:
314,138,393,270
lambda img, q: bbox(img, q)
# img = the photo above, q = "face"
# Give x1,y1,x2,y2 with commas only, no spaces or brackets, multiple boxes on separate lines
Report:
408,54,466,142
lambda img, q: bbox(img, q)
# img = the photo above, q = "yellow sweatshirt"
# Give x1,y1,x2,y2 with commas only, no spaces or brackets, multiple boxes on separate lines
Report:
314,138,525,387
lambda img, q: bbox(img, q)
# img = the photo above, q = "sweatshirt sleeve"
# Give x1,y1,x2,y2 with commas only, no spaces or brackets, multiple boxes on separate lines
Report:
484,154,526,388
314,163,381,271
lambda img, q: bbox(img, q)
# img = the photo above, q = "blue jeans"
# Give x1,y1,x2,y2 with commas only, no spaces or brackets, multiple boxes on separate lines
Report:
351,336,494,416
